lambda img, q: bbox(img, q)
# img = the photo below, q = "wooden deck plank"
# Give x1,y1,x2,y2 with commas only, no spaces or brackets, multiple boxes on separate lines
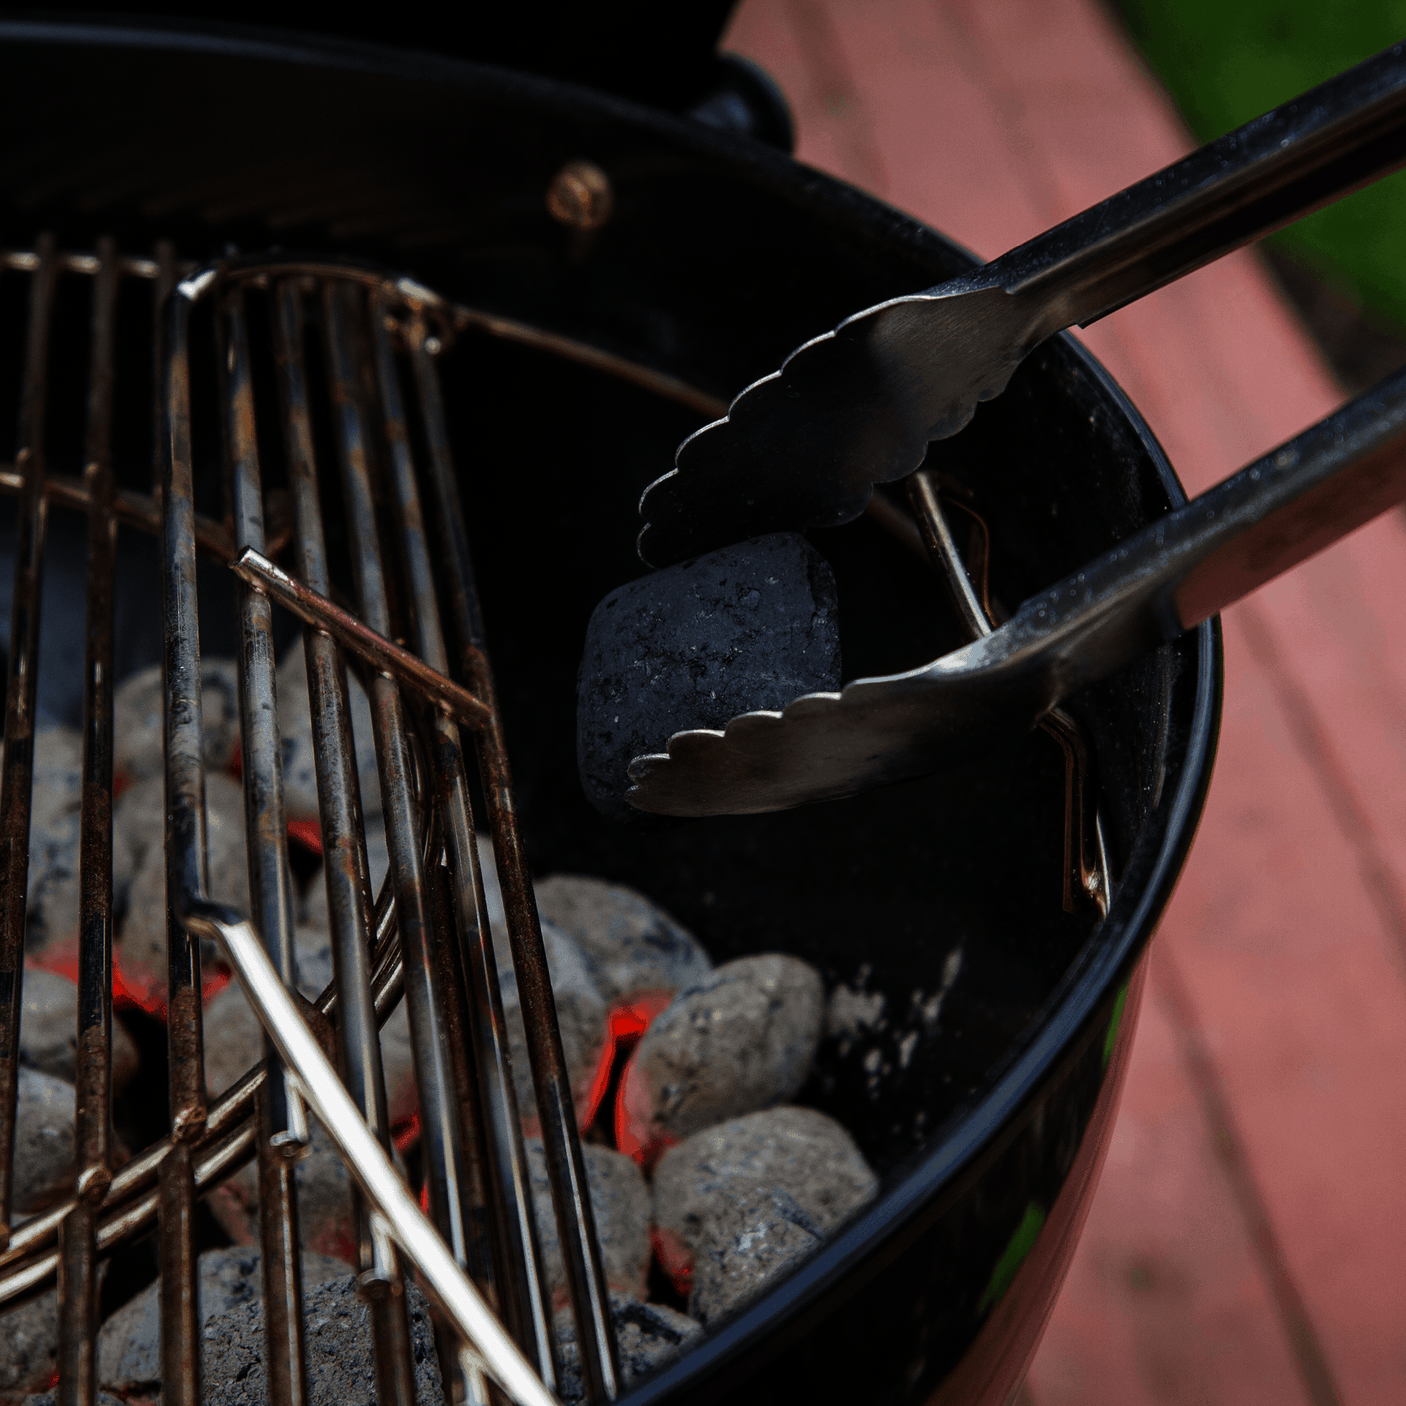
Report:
725,2,1406,1401
1253,528,1406,897
1160,607,1406,1403
1028,969,1312,1406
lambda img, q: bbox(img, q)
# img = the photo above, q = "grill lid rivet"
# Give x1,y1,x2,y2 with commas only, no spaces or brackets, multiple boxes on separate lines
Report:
547,160,613,231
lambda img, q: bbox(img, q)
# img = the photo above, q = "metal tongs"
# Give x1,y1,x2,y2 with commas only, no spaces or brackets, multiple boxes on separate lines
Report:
628,367,1406,815
626,42,1406,817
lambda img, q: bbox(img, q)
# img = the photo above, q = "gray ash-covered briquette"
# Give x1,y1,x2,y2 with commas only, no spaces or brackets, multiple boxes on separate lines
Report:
109,773,165,903
534,874,712,1006
298,817,392,1005
18,723,139,957
553,1292,701,1402
687,1178,825,1327
21,967,139,1093
201,970,409,1261
625,954,824,1144
13,1068,77,1214
202,981,274,1102
525,1138,652,1303
112,656,241,783
576,532,840,821
16,724,82,956
119,770,250,987
288,1116,360,1263
495,919,607,1126
23,1391,124,1406
2,1288,64,1399
96,1246,347,1393
276,641,382,822
652,1106,878,1300
198,1273,443,1405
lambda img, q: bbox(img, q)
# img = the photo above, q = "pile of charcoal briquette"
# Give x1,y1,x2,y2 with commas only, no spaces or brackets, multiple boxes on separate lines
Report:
7,649,879,1404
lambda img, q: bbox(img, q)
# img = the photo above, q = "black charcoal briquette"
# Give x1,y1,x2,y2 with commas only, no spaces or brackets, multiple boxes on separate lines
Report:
577,532,840,821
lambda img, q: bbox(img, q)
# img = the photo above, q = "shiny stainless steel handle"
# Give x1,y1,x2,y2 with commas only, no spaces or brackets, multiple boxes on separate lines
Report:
1012,362,1406,697
1127,377,1405,644
992,40,1406,333
638,40,1406,571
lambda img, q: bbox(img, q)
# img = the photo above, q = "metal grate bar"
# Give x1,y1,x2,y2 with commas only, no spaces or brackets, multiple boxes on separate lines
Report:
271,275,419,1406
219,283,311,1406
320,281,484,1294
407,303,626,1401
230,547,491,728
370,292,558,1385
0,233,57,1248
158,269,212,1406
0,465,233,555
56,235,120,1406
161,264,502,1401
158,264,559,1406
423,838,500,1406
0,250,167,280
0,723,414,1301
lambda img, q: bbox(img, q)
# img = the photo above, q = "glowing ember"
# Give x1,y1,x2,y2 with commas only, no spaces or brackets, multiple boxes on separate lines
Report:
576,990,672,1140
391,1111,421,1154
27,946,230,1020
650,1225,694,1299
615,1050,676,1169
286,819,323,857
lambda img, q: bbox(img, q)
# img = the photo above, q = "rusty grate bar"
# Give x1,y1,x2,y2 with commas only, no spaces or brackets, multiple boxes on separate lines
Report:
370,290,557,1385
0,233,57,1252
405,297,627,1399
0,898,412,1301
54,234,118,1406
320,279,482,1285
230,547,492,729
192,887,552,1404
159,258,213,1406
219,281,311,1406
159,258,559,1403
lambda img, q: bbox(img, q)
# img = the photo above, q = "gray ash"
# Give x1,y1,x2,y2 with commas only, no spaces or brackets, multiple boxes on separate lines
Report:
526,1139,652,1303
534,874,712,1005
553,1292,701,1402
626,954,823,1144
97,1247,347,1394
198,1273,443,1406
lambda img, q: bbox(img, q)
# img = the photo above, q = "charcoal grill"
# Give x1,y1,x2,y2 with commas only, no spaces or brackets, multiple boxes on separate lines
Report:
0,17,1220,1406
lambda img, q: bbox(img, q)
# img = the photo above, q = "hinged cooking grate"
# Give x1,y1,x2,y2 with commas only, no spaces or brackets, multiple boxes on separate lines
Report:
0,238,631,1406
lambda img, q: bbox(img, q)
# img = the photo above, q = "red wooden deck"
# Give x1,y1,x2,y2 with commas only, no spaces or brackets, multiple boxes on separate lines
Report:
724,3,1406,1402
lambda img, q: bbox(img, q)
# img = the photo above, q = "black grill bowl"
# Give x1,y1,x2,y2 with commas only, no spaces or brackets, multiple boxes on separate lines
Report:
0,21,1221,1405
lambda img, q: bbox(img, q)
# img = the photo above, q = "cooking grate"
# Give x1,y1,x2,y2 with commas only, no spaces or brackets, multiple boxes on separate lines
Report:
0,239,636,1406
